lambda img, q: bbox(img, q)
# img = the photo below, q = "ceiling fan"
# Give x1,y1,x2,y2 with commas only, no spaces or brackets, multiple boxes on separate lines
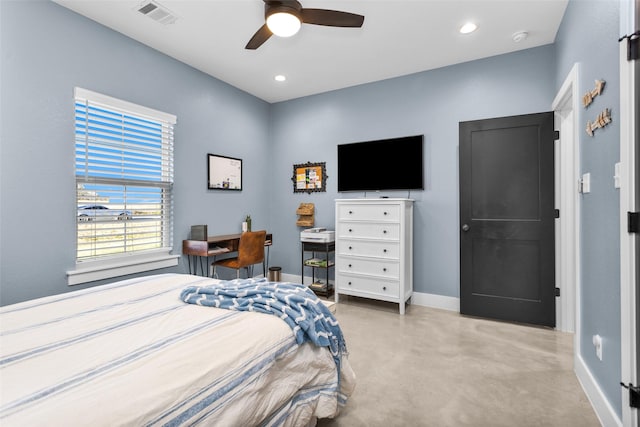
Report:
245,0,365,50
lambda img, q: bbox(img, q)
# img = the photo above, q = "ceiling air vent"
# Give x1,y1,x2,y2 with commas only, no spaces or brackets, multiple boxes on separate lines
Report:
137,1,177,25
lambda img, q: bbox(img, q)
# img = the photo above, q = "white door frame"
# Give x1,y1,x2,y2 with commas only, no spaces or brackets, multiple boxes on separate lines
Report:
551,63,581,335
620,0,638,424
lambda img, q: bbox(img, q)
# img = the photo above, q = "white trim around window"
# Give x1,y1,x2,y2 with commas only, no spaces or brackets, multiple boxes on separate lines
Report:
67,250,179,286
69,87,177,285
74,87,176,125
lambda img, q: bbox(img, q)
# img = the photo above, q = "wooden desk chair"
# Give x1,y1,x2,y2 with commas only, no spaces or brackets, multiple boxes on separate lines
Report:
212,230,267,279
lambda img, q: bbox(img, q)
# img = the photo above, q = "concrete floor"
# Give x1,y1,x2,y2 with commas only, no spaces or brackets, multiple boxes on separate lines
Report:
318,295,601,427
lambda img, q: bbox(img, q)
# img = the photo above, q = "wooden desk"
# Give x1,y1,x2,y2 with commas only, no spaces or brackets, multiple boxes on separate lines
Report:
183,233,273,277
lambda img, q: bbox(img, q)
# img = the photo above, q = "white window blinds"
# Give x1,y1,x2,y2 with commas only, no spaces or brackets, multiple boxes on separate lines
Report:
74,88,176,262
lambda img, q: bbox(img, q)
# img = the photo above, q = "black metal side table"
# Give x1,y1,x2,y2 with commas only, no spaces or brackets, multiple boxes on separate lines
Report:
301,240,335,297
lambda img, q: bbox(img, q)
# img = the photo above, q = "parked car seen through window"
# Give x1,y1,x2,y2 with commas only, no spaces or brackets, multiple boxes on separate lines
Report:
77,205,132,221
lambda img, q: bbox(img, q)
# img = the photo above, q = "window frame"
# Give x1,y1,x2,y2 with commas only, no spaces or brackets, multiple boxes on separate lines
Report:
66,88,178,285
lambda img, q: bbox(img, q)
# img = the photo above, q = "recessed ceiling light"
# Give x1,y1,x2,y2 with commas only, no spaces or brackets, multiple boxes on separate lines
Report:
459,22,477,34
274,75,286,82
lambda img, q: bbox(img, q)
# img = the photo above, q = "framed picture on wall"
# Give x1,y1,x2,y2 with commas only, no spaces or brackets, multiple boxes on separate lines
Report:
208,153,242,190
292,161,327,194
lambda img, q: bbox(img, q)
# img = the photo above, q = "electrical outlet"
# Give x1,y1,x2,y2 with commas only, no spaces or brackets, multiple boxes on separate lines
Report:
592,334,603,361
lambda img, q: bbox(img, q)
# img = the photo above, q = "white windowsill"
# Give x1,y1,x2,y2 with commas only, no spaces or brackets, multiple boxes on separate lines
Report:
67,251,180,286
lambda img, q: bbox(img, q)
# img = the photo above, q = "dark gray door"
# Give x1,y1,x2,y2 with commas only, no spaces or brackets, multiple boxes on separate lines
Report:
459,112,556,327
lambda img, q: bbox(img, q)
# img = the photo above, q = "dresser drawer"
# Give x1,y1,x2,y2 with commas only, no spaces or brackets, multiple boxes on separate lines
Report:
336,274,399,298
337,203,400,222
336,257,399,278
337,222,400,240
337,239,399,259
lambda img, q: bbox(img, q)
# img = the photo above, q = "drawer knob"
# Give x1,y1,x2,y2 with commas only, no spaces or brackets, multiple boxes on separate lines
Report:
349,246,352,250
348,264,352,268
348,228,353,233
383,249,387,253
383,286,387,291
383,268,387,272
349,210,353,214
384,211,388,215
348,281,352,286
383,230,387,234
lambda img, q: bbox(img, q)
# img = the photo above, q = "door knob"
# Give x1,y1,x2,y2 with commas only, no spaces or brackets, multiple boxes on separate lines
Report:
462,224,470,232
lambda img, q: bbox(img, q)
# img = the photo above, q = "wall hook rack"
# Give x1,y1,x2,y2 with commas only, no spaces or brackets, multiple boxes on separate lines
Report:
585,108,612,136
582,79,605,107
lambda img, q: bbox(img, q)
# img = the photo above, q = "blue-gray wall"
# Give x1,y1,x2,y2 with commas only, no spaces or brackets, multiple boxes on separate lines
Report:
0,0,271,304
0,0,624,419
268,46,556,297
555,0,622,416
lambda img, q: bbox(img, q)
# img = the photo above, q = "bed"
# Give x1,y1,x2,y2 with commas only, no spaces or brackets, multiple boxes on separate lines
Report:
0,273,355,426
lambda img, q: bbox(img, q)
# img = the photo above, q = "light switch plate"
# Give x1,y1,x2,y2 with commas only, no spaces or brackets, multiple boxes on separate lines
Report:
614,162,621,189
593,334,603,361
582,173,591,194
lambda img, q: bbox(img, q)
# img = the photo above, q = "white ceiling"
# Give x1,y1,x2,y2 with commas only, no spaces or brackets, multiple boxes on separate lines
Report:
53,0,569,103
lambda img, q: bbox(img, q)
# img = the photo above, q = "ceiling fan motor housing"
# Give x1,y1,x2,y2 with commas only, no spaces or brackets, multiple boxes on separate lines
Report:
265,1,302,21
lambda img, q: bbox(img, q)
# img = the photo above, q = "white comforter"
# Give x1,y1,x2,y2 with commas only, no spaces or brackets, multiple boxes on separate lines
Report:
0,274,355,426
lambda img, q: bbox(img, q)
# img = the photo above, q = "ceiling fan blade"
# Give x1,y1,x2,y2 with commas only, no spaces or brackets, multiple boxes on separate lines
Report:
245,24,273,50
300,9,364,28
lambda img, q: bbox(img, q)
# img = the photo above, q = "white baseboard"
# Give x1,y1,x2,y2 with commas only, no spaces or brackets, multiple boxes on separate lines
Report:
574,354,622,427
288,272,461,312
411,291,460,312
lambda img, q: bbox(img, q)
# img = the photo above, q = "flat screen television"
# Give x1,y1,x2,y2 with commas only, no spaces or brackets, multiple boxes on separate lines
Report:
337,135,424,192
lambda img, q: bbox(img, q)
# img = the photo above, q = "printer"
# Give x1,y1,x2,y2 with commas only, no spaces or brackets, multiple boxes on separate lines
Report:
300,227,335,243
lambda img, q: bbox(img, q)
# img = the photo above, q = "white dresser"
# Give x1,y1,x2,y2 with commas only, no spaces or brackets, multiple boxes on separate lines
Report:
334,198,414,314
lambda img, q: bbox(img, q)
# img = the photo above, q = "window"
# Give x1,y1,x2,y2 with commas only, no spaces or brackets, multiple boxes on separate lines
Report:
68,88,178,285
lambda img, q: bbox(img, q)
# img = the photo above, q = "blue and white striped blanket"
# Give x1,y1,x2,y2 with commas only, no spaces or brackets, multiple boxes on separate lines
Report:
180,278,347,377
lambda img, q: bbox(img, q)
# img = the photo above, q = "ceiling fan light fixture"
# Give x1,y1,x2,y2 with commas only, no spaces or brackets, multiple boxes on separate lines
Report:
246,0,364,50
266,11,301,37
